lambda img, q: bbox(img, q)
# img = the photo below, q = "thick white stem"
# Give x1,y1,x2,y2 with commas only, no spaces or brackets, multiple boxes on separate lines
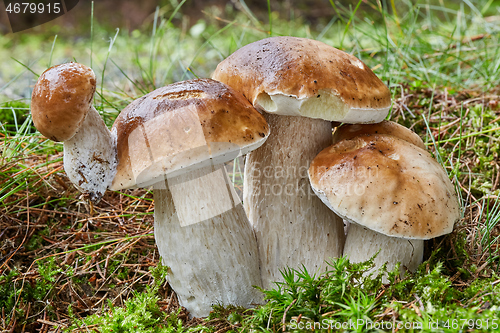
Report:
63,106,117,202
153,164,263,318
343,223,424,280
244,114,345,289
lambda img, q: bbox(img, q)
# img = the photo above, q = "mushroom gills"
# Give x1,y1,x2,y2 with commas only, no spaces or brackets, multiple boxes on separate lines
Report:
63,106,117,203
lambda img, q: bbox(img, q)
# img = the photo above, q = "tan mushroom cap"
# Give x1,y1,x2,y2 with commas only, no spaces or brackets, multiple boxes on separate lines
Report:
111,78,270,190
31,63,96,142
212,36,391,123
333,120,426,149
309,135,460,239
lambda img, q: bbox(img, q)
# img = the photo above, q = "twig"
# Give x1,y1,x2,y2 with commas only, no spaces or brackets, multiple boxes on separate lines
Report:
282,299,297,332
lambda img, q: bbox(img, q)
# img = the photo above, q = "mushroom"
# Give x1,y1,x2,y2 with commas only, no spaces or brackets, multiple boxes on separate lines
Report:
212,36,391,288
110,78,269,317
308,122,461,277
31,63,117,203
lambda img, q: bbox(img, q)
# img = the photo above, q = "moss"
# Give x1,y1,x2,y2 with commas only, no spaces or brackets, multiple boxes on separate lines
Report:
66,263,212,333
242,256,500,332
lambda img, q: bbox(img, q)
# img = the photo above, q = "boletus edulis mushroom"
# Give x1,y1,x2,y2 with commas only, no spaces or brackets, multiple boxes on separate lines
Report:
308,121,461,278
31,62,117,203
110,78,269,317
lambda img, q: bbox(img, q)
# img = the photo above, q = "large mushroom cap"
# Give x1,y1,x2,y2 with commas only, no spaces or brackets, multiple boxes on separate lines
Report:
31,63,96,142
212,36,391,123
111,78,269,190
333,120,426,149
309,134,460,239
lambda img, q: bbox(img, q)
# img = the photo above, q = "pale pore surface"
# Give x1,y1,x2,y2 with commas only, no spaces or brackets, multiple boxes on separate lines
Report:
244,114,345,289
255,90,389,123
63,106,117,202
343,223,424,281
153,165,263,318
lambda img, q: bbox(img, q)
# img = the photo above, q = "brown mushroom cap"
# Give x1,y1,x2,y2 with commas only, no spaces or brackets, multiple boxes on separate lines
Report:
31,63,96,142
308,134,460,239
212,36,391,122
111,78,270,190
333,120,426,149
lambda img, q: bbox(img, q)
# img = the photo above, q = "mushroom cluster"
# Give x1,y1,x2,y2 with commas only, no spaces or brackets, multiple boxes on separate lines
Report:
212,36,460,283
30,36,461,317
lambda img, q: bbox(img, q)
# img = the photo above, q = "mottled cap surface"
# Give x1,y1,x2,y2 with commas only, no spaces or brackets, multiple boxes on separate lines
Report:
31,63,96,142
111,78,269,190
309,135,460,239
333,120,426,149
212,36,391,122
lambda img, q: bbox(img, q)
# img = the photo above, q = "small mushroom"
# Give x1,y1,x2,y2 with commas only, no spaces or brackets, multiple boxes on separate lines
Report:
308,123,461,277
110,78,269,317
212,36,391,288
31,63,117,203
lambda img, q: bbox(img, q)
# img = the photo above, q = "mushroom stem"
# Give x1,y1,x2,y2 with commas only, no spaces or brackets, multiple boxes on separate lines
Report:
244,114,345,289
63,106,117,203
153,163,263,318
343,223,424,279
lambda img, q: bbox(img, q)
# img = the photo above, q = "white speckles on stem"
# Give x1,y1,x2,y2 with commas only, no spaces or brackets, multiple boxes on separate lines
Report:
64,106,117,202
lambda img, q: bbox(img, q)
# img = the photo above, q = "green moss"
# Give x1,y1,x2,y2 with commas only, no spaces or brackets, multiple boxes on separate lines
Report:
242,256,500,332
0,257,63,326
66,263,211,333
